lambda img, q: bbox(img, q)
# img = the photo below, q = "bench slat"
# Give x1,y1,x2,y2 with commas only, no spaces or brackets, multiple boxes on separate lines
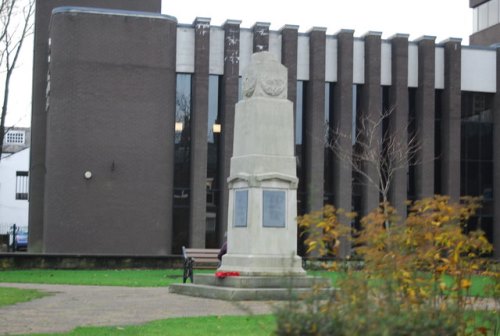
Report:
184,247,220,265
188,252,219,258
192,257,219,263
190,258,219,262
185,249,219,254
195,265,219,269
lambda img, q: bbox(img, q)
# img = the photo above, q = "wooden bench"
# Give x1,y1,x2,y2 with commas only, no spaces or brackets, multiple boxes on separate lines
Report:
182,246,220,283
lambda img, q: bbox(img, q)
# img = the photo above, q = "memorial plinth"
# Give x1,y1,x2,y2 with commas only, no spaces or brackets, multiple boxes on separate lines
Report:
169,52,328,300
218,51,304,276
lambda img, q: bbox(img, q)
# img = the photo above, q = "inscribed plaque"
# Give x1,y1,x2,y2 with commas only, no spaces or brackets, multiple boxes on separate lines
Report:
263,190,286,228
233,190,248,227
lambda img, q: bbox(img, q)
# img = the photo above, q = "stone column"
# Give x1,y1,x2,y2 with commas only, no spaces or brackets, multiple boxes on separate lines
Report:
304,27,326,214
493,47,500,258
189,17,211,248
332,29,354,256
280,25,299,114
359,31,382,216
218,20,241,244
415,36,436,199
388,34,409,219
253,22,270,53
440,38,462,201
219,52,304,276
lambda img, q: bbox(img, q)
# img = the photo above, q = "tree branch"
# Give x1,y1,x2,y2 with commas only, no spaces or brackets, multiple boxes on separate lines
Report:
0,0,34,160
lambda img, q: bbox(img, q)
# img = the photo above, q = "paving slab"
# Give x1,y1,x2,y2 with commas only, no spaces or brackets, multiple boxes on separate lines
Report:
0,283,275,335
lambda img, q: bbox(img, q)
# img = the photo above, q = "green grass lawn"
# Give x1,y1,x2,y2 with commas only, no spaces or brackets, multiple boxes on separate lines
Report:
25,315,275,336
441,273,499,298
0,269,497,297
0,269,210,287
312,270,498,298
0,287,48,307
1,270,497,335
16,311,500,336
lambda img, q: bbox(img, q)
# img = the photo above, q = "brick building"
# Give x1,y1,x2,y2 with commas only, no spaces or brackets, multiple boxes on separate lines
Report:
28,0,500,256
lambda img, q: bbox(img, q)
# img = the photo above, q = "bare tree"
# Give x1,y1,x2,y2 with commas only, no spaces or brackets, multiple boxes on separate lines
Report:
0,0,34,160
327,107,420,227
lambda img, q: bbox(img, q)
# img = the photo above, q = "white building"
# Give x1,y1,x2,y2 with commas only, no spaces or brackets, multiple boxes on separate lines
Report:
1,129,30,234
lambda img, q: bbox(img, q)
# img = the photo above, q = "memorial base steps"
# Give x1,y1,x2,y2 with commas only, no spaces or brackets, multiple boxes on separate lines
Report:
169,274,333,301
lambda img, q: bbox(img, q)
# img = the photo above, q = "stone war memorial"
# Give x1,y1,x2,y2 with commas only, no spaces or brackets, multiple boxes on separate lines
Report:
170,52,329,300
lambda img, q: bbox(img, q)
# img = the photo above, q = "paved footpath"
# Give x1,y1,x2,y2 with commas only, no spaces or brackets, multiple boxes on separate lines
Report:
0,283,275,335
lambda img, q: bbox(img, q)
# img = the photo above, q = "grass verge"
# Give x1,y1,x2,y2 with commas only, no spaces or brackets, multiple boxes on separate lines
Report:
16,309,499,336
312,270,498,298
0,287,48,307
0,269,211,287
25,315,275,336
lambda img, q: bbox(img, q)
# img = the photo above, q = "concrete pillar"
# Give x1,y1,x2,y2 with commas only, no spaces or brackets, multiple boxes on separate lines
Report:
44,8,175,254
388,34,409,219
304,27,326,214
440,38,462,201
189,17,211,248
253,22,270,53
332,29,354,256
28,0,161,252
281,25,299,154
415,36,436,199
280,25,299,113
359,31,382,216
218,20,241,244
493,47,500,258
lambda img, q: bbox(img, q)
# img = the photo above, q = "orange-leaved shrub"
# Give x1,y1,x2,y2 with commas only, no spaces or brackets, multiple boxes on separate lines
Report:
274,196,498,336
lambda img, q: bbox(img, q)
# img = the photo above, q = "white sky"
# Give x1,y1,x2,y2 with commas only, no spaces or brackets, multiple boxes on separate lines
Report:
162,0,472,38
6,0,472,127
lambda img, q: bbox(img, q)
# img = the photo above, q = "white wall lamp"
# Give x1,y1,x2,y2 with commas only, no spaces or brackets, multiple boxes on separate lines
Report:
175,122,184,132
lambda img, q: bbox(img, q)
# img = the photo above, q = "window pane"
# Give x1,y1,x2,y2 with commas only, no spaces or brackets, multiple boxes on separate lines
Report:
295,81,304,145
175,74,191,144
5,131,25,144
207,75,219,143
480,123,493,161
324,83,334,198
15,171,29,200
173,73,192,253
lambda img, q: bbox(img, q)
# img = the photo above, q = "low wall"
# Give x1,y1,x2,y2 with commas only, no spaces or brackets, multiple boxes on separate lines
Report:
0,253,183,270
0,235,8,252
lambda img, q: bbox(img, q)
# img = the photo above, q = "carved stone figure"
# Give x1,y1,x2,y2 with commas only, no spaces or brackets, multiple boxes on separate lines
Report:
241,52,287,99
